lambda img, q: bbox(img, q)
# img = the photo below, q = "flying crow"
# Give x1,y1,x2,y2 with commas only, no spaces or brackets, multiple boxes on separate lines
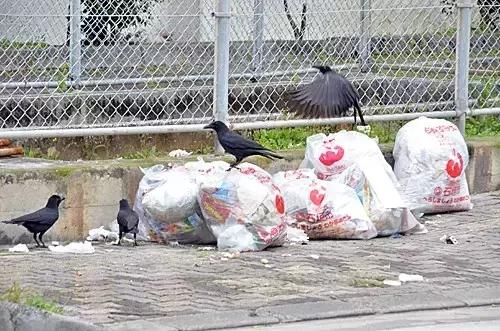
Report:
204,121,284,170
116,199,139,246
3,195,65,247
286,65,366,126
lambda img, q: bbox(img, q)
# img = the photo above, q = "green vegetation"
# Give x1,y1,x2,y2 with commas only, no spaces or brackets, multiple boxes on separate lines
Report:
0,38,48,50
1,282,64,314
466,115,500,138
350,277,385,288
122,146,159,159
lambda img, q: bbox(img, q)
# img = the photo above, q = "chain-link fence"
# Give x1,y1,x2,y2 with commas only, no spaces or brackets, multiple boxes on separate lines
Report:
0,0,498,138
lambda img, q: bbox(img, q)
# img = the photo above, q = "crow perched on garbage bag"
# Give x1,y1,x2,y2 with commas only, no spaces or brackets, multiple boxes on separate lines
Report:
285,65,367,126
204,121,284,170
2,195,65,247
116,199,139,246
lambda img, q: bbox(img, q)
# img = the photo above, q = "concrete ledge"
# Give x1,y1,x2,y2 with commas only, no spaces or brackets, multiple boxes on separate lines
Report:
0,301,101,331
0,137,499,244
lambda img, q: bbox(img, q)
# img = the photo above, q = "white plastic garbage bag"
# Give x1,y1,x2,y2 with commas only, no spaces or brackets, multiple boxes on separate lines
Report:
134,164,216,244
142,167,199,224
276,176,377,239
301,131,385,180
272,168,317,188
301,130,426,236
198,163,287,252
393,117,473,214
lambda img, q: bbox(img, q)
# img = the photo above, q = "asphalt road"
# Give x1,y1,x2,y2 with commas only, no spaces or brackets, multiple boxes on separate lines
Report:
224,306,500,331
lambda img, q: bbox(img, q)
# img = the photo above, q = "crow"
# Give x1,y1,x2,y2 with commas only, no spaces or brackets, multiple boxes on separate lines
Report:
204,120,284,170
286,65,367,126
116,199,139,246
2,195,65,247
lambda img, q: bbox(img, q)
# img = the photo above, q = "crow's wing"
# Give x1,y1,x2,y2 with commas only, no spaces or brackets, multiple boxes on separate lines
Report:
6,208,55,225
118,210,139,232
287,72,360,119
219,130,272,153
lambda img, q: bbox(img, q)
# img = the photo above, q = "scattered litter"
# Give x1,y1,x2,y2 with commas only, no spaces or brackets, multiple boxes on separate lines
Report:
198,246,216,251
286,227,309,245
8,244,29,253
281,253,292,257
48,241,95,254
309,254,320,260
169,241,180,247
383,280,402,286
264,264,273,268
168,149,192,158
220,257,228,261
260,258,269,264
221,252,240,259
86,226,118,242
51,241,60,246
440,235,458,245
398,273,424,282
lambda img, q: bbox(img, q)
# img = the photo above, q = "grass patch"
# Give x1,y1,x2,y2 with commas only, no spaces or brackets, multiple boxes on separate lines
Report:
122,146,160,159
466,115,500,138
1,282,63,314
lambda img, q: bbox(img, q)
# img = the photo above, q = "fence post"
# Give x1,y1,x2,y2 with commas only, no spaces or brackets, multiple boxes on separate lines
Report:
455,0,473,136
252,0,264,77
69,0,82,87
359,0,372,73
213,0,231,154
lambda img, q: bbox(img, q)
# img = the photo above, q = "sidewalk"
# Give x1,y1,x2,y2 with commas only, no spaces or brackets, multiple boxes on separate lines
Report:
1,191,499,330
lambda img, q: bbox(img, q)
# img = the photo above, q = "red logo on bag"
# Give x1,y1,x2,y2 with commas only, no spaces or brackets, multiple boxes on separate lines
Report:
319,146,344,166
446,149,463,178
275,195,285,214
309,189,325,206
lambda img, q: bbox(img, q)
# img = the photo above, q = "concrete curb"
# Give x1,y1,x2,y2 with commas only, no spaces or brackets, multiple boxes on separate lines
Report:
104,286,500,331
0,301,102,331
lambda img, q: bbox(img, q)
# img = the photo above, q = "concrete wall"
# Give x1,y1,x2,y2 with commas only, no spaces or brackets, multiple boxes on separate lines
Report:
0,137,499,245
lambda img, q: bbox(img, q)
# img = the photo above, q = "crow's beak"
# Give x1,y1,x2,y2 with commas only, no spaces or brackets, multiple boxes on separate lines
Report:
203,123,214,130
60,197,66,201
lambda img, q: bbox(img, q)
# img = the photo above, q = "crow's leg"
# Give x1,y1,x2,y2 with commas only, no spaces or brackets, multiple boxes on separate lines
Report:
133,233,137,246
33,233,41,247
116,231,123,245
227,157,243,171
38,232,47,248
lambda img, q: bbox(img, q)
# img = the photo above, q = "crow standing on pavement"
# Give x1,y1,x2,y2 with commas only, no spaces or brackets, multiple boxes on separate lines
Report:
286,65,367,126
204,121,284,170
2,195,65,247
116,199,139,246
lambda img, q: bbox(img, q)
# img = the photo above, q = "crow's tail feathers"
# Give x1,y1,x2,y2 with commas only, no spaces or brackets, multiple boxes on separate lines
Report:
353,102,366,126
260,150,284,160
3,220,21,225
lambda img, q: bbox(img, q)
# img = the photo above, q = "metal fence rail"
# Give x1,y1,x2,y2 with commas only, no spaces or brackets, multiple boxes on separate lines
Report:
0,0,498,138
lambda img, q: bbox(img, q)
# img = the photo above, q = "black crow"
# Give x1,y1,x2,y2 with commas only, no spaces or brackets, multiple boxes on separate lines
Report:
116,199,139,246
286,65,366,126
204,121,284,170
3,195,65,247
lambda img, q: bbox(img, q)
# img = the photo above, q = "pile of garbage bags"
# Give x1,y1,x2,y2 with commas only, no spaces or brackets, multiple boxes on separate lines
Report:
128,117,472,252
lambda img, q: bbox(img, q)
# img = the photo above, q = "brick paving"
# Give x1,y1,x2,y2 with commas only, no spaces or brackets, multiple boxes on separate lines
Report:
1,191,499,326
